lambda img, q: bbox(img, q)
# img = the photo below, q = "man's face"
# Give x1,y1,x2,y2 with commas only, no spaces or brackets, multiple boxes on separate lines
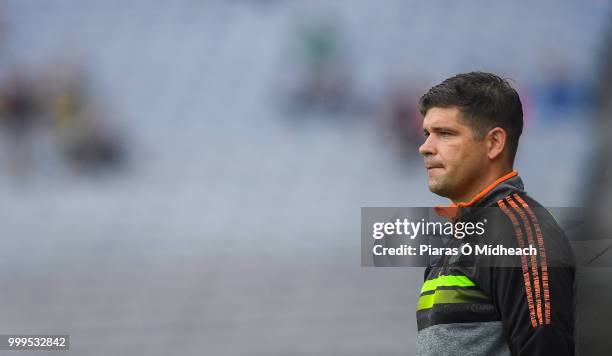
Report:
419,107,488,201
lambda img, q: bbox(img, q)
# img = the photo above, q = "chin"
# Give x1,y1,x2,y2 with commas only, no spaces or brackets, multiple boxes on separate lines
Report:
428,183,442,195
428,182,451,198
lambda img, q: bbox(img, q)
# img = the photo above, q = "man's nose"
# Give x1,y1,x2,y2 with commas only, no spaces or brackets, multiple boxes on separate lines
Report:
419,136,435,156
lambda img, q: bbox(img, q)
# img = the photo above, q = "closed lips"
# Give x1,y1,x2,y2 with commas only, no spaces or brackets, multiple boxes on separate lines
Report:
425,162,443,169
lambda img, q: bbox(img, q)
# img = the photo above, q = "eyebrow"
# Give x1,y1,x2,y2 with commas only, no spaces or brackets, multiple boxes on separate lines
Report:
423,126,459,134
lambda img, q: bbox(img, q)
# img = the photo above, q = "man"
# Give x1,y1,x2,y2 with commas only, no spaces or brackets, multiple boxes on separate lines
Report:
416,72,575,355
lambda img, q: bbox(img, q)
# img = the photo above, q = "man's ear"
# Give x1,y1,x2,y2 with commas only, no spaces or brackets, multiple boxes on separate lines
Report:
486,127,507,161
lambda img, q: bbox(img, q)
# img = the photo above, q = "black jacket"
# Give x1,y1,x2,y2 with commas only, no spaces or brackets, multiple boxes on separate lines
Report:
416,173,575,356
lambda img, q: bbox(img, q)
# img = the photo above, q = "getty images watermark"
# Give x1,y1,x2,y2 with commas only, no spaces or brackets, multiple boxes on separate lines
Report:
360,207,586,267
371,217,536,257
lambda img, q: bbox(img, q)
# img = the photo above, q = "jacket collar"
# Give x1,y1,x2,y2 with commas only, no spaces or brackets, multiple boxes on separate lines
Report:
434,171,524,220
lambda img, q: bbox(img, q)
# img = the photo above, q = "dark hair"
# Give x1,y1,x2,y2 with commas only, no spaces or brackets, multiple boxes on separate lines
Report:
418,72,523,163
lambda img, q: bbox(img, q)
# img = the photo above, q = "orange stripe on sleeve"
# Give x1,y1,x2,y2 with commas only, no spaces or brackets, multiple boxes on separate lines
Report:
498,199,539,328
506,196,544,326
513,193,551,325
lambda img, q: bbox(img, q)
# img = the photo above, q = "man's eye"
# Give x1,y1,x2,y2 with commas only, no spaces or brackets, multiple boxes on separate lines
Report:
439,131,452,137
423,132,430,137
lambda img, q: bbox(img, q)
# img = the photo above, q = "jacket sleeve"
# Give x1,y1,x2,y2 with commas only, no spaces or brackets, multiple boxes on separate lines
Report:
479,204,576,355
490,265,575,355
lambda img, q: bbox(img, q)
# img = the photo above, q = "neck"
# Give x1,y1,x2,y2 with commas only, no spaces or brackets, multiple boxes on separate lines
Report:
451,166,515,205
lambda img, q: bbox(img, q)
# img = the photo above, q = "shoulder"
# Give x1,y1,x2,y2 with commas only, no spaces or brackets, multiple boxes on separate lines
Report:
490,192,574,267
